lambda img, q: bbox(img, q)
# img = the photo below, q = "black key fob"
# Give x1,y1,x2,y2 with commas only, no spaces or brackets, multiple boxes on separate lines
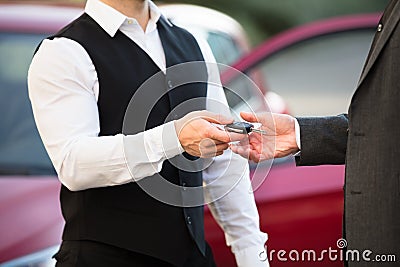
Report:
224,122,254,134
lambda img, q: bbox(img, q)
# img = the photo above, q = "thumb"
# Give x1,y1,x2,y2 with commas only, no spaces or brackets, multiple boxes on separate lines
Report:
201,111,233,125
240,112,259,123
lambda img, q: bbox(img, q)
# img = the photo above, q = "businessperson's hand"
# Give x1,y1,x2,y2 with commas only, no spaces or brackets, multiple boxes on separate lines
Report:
230,112,299,162
175,110,244,158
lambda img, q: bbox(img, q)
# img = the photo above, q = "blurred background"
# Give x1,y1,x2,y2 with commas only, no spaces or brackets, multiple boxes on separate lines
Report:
14,0,389,44
161,0,389,44
0,0,391,266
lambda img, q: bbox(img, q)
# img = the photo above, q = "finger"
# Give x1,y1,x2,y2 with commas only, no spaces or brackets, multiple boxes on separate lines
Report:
214,143,229,151
240,112,259,123
230,143,251,159
231,139,250,148
206,127,231,143
200,111,234,125
212,139,232,145
200,147,225,158
227,132,248,142
201,151,224,158
230,141,269,162
201,143,229,153
210,151,224,157
247,149,262,162
229,144,238,153
215,151,224,157
199,139,228,157
185,149,201,158
248,132,263,144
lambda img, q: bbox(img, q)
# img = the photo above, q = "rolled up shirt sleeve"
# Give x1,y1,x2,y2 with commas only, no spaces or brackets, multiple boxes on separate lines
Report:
28,38,183,191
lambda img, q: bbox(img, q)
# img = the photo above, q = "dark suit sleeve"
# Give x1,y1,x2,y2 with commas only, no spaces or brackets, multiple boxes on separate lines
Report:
295,114,348,166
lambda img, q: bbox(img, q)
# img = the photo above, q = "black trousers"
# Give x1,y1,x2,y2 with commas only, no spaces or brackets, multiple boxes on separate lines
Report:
54,240,217,267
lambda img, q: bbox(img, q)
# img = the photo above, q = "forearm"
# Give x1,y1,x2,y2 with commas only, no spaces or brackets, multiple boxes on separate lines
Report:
56,122,181,191
296,114,348,166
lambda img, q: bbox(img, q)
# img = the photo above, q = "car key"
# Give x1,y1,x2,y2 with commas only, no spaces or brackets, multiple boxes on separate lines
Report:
224,122,267,135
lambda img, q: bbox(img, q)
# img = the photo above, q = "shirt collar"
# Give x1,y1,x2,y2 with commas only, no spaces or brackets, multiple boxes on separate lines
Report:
85,0,166,37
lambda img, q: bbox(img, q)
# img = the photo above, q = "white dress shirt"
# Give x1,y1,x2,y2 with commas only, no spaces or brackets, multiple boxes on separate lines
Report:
28,0,268,266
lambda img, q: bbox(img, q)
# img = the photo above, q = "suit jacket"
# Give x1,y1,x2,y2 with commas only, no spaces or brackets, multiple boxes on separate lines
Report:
297,0,400,266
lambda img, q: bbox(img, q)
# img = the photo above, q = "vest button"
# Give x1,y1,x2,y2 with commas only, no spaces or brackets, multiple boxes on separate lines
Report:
186,216,192,225
167,80,173,89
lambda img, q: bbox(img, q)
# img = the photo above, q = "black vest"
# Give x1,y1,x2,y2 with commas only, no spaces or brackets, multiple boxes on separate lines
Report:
49,14,208,266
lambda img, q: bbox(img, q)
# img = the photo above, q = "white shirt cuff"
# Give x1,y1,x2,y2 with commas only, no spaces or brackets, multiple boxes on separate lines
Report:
159,121,185,158
234,245,270,267
123,121,184,182
294,118,301,150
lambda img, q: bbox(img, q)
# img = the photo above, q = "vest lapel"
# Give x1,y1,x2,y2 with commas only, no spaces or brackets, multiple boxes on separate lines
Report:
157,16,207,115
157,16,188,67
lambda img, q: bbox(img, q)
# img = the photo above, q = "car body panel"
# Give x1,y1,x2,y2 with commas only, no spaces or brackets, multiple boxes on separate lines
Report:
0,178,62,263
231,13,380,72
0,4,82,33
206,163,345,266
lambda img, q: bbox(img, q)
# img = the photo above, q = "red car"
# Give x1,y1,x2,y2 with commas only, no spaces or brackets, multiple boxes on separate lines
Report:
0,3,380,266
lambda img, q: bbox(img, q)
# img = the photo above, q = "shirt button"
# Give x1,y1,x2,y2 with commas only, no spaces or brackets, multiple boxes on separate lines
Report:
377,23,383,32
127,20,133,24
167,80,173,89
186,216,192,225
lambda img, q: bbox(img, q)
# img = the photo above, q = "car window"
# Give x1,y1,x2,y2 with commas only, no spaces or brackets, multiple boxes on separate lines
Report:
0,32,55,175
223,69,269,119
207,31,243,66
247,29,375,116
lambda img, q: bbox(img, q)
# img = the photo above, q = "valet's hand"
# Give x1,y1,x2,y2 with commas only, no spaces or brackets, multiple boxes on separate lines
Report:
175,110,244,158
